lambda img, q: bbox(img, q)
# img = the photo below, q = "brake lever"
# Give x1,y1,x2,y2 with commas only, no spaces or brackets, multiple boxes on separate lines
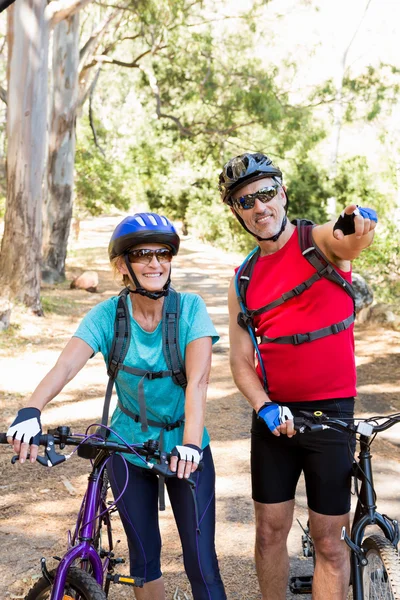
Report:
149,451,203,488
11,435,68,467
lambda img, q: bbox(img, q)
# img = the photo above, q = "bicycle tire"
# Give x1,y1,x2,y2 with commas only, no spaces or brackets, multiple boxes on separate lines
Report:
25,566,107,600
362,534,400,599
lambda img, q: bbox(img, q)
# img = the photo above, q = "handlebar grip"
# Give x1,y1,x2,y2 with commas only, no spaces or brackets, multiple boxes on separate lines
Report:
0,433,9,444
293,419,324,433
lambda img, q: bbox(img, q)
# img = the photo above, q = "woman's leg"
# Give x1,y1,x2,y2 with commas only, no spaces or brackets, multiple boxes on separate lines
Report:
107,455,166,600
167,445,226,600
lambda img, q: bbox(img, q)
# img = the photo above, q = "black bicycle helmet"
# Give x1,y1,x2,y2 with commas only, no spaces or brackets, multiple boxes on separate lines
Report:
219,152,288,243
109,213,180,300
219,152,282,205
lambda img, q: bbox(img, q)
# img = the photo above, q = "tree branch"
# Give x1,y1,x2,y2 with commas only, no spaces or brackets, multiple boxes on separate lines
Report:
139,64,192,137
79,8,120,66
88,68,106,156
46,0,94,28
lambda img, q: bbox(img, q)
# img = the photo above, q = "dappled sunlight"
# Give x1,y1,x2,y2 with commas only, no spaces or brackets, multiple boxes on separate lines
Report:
358,383,400,395
42,395,115,426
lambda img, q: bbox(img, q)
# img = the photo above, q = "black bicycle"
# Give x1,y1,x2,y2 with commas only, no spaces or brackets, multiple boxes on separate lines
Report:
289,411,400,599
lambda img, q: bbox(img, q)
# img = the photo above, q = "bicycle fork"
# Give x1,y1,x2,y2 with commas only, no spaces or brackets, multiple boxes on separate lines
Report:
50,473,104,600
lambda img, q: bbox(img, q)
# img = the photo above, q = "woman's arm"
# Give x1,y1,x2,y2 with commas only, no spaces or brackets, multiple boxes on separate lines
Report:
7,337,94,462
169,335,212,479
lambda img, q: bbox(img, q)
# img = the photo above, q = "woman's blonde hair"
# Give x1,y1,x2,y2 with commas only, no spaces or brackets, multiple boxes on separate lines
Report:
110,255,130,288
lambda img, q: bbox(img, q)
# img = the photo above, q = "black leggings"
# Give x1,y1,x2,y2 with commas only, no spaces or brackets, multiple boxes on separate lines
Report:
107,445,226,600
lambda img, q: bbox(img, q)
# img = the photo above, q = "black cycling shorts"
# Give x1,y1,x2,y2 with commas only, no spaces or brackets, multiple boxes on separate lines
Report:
251,398,355,516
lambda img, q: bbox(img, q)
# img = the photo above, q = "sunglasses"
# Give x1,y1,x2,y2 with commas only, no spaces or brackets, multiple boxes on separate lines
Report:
127,248,173,265
231,185,280,210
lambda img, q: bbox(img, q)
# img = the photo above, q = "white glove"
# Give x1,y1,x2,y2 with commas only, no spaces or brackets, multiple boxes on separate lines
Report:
171,444,203,464
7,407,42,445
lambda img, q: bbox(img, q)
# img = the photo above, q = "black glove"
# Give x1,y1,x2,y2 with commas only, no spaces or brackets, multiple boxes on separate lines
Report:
333,206,378,236
7,407,42,445
171,443,203,463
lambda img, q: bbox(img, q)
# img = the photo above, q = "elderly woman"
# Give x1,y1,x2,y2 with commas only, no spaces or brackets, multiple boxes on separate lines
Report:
7,212,226,600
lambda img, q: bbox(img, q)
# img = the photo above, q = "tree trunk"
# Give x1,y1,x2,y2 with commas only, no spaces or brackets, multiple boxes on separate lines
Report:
42,14,79,283
0,0,49,313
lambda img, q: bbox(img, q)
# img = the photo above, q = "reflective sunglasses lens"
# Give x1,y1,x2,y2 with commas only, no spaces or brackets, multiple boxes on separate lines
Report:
233,186,279,210
155,249,173,263
128,249,172,264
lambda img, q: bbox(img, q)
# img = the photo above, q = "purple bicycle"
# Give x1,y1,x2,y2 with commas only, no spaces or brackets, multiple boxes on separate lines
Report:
0,425,198,600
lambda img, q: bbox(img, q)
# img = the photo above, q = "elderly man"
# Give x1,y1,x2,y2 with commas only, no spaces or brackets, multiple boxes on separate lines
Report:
220,152,377,600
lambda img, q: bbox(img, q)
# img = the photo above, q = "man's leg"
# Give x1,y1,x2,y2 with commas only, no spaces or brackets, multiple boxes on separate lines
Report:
309,509,351,600
254,499,295,600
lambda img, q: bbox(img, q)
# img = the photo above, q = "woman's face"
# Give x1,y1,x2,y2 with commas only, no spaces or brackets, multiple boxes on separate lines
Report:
118,243,173,292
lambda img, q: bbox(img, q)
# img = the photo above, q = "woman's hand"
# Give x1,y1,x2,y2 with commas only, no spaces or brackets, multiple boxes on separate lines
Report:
169,444,203,479
6,407,42,463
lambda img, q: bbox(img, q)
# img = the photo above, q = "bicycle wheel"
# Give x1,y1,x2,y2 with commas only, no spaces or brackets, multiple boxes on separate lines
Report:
362,534,400,599
25,566,106,600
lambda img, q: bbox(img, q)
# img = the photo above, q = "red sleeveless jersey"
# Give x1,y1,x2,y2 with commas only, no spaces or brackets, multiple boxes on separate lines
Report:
244,229,356,402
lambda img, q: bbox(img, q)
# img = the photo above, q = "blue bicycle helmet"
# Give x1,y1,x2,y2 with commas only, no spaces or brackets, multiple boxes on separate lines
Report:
109,213,180,261
109,213,180,300
219,152,282,205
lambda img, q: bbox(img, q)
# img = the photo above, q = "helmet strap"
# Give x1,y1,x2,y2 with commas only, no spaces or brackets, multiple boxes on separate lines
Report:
124,255,171,300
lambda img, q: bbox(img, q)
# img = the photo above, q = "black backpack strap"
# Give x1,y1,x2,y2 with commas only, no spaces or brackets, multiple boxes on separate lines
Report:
100,289,131,438
236,249,260,330
259,312,355,345
162,289,187,389
297,220,356,303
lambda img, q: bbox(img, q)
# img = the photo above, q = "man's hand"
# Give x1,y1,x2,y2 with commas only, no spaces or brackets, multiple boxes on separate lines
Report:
333,204,378,241
257,403,295,438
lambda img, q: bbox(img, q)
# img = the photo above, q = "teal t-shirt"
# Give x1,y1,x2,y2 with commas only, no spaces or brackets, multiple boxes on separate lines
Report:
73,292,219,467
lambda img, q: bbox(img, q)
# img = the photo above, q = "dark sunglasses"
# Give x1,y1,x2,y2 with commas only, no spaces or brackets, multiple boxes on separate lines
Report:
231,184,280,210
127,248,173,265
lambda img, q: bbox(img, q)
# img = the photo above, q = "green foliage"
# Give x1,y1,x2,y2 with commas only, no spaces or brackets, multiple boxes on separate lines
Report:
333,156,386,211
353,222,400,303
74,118,131,217
333,156,400,302
72,0,400,306
286,159,330,223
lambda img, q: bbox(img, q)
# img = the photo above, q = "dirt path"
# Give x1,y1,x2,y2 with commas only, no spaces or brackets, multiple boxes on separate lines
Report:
1,215,399,600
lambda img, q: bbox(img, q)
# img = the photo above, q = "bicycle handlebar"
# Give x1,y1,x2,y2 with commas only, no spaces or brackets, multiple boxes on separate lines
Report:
293,412,400,437
0,428,204,479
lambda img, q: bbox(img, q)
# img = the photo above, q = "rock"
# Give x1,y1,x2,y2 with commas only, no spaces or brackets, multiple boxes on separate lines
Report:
368,303,396,325
352,273,373,313
70,271,98,293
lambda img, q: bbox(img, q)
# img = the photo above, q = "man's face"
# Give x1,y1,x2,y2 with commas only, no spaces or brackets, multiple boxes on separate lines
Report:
231,177,287,239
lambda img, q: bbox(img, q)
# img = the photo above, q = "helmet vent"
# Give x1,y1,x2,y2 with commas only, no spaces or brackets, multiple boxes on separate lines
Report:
148,214,158,226
135,216,146,226
160,216,168,226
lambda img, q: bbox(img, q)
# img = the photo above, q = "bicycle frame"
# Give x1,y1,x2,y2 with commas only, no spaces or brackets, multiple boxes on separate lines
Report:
50,454,109,600
348,433,399,599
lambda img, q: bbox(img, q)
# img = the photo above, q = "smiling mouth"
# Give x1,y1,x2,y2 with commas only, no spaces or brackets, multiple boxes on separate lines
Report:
143,273,162,278
255,214,273,224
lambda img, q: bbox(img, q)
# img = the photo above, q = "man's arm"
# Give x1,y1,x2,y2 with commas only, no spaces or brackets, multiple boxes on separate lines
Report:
312,203,377,265
228,277,269,412
228,277,294,437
